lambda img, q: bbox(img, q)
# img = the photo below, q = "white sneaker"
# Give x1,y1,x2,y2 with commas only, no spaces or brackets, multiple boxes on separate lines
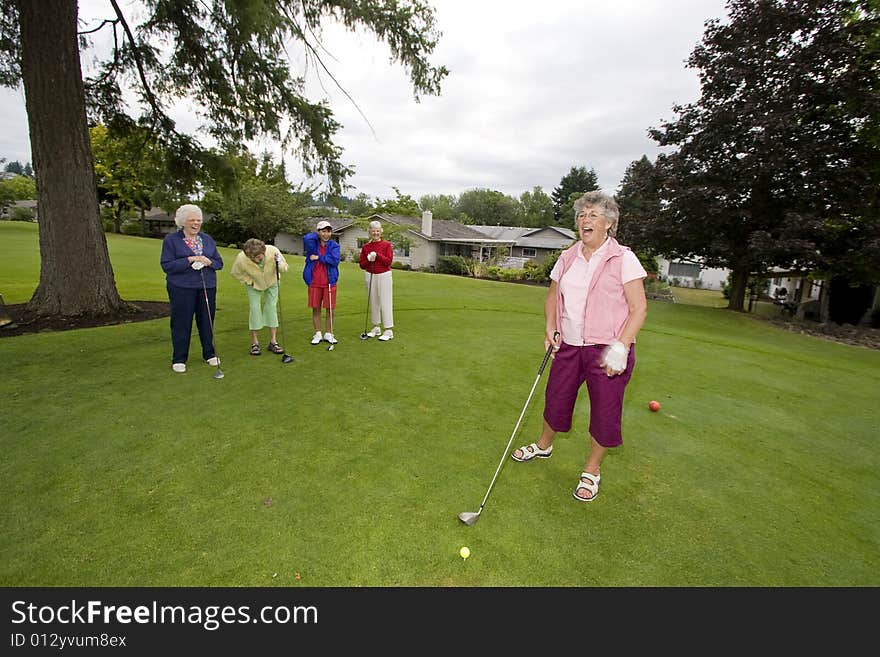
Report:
172,363,186,373
206,356,220,367
378,329,394,341
367,326,381,338
324,332,338,344
310,331,323,345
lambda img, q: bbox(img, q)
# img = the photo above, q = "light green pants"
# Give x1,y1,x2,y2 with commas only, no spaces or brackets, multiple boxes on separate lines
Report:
246,283,279,330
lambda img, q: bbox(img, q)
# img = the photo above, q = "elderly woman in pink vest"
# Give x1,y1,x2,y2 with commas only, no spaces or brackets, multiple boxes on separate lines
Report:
511,191,648,502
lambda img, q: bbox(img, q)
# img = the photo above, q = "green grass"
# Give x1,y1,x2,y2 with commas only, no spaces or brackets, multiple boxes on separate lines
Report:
1,221,878,586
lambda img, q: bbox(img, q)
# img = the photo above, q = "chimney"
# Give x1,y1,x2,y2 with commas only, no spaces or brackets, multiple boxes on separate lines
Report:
421,210,433,237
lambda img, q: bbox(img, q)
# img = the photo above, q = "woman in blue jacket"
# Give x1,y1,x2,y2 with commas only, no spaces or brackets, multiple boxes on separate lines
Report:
160,204,224,373
302,220,341,345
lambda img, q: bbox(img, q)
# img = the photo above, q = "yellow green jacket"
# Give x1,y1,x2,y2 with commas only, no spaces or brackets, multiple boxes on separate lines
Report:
230,244,289,291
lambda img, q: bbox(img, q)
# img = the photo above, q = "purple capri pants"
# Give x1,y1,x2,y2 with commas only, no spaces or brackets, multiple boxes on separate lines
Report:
543,342,636,448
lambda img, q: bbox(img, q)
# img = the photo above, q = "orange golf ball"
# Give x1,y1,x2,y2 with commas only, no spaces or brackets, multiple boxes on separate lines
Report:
649,400,661,412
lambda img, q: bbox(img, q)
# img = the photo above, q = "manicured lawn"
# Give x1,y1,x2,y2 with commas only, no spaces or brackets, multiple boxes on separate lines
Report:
1,222,878,586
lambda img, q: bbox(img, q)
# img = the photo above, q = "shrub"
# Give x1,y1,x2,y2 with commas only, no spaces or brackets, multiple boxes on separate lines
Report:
121,220,142,236
537,250,561,283
391,261,404,270
8,206,34,222
437,255,470,276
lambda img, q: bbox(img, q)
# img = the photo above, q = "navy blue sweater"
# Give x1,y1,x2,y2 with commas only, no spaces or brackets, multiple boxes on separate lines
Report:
160,230,224,289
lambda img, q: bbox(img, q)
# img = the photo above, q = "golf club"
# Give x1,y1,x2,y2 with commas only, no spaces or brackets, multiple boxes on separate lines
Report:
327,282,335,351
458,332,559,526
274,258,294,363
360,260,374,340
200,268,225,379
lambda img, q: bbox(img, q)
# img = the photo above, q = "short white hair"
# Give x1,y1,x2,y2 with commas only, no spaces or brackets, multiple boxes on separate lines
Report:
368,220,382,231
174,204,203,227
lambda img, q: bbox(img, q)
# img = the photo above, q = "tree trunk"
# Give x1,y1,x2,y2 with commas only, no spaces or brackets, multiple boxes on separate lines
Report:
726,267,748,311
19,0,126,316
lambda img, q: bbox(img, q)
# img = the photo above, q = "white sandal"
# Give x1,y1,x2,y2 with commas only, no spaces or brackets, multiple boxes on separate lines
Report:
572,471,600,502
511,442,553,462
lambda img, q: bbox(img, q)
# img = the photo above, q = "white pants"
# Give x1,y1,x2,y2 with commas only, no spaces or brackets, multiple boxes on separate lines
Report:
365,270,394,328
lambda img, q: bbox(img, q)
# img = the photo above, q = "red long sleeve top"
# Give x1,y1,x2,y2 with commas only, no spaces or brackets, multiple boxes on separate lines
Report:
359,240,394,274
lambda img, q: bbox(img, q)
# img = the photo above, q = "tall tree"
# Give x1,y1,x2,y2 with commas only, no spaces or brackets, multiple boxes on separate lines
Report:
519,186,554,228
373,187,421,217
418,193,458,221
201,149,313,245
551,166,598,223
649,0,879,312
456,188,522,225
615,155,662,253
90,123,167,233
0,0,447,317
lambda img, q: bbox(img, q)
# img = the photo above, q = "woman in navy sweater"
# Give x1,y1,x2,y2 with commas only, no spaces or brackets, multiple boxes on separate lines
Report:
160,204,224,373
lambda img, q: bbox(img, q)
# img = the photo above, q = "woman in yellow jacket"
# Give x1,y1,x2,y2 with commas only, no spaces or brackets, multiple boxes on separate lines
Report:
230,238,290,355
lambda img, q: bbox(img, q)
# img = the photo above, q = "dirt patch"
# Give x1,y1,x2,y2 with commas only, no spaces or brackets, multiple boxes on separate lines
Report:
0,301,170,338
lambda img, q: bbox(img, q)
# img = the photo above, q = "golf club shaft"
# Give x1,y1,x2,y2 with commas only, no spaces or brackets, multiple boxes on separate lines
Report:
364,262,374,334
328,282,334,335
200,269,222,370
276,265,288,349
474,339,557,511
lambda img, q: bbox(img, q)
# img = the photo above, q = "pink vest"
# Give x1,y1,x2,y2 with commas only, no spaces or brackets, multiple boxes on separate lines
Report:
554,238,632,345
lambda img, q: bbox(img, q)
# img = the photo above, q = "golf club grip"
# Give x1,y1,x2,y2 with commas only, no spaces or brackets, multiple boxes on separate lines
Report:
537,331,560,375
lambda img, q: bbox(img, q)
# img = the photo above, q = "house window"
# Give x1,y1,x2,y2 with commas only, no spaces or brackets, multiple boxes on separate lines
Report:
442,243,468,257
669,262,701,278
521,247,537,258
393,244,410,257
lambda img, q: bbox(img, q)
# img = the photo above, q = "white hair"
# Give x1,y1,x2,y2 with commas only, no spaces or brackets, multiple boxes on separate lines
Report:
174,204,203,228
368,220,382,231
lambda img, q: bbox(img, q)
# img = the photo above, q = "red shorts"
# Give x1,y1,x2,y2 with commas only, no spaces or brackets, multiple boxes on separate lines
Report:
308,284,337,309
542,342,635,448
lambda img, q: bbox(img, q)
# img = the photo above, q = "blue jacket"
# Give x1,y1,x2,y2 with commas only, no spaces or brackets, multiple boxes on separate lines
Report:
160,230,224,289
302,232,340,286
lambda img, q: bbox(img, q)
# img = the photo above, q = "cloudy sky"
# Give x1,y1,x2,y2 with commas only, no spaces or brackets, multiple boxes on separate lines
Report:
0,0,729,202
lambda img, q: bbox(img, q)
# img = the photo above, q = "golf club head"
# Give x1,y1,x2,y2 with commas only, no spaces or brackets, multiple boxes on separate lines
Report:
458,511,480,526
327,344,334,351
360,332,369,340
281,354,294,363
213,369,225,379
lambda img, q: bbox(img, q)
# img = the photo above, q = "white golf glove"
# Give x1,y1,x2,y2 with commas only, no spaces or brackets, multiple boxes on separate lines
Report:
600,341,627,373
275,254,282,266
367,251,377,262
191,260,205,270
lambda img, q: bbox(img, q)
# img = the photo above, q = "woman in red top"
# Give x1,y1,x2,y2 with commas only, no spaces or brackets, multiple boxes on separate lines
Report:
358,220,395,341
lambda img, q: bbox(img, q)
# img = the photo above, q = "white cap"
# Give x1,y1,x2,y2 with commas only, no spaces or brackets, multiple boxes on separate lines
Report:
316,220,332,231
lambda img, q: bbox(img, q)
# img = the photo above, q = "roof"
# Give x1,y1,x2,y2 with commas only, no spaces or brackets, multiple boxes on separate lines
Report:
470,224,576,250
371,213,498,242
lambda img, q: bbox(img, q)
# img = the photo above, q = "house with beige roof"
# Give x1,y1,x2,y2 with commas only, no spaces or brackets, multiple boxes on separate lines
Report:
277,212,506,269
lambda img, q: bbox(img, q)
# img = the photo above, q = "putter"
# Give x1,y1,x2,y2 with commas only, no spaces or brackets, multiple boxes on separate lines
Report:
274,260,294,363
200,268,225,379
360,261,374,340
327,282,335,351
458,333,558,526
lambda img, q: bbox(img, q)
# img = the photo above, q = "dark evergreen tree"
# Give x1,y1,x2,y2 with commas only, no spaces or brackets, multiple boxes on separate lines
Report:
648,0,879,312
551,166,598,223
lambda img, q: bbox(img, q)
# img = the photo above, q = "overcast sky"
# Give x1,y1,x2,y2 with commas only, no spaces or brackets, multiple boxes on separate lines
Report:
0,0,730,202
